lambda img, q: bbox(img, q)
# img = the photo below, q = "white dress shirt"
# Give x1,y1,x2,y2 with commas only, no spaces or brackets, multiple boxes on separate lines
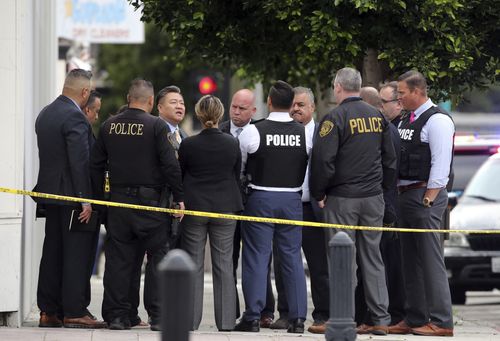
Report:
301,118,315,202
230,120,251,138
238,112,312,192
399,99,455,189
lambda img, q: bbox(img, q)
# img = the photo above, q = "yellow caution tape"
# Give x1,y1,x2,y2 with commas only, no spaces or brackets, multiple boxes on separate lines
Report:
0,186,498,234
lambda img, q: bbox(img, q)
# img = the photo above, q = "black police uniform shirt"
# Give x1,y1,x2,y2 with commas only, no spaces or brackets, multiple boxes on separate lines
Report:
90,108,184,202
310,96,397,200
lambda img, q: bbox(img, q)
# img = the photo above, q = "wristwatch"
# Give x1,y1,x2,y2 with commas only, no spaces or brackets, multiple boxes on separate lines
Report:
423,197,434,207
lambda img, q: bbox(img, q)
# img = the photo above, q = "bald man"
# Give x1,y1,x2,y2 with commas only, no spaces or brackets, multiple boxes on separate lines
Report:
35,69,106,329
220,89,277,325
360,86,383,110
91,79,184,331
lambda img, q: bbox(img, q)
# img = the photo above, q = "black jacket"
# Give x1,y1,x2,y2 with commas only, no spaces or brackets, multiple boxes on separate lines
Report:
178,128,243,213
91,108,183,202
310,97,397,199
34,95,93,205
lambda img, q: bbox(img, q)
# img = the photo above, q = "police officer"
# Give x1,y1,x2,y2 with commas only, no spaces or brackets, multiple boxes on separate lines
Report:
388,71,454,337
310,67,397,336
91,79,184,331
234,81,309,334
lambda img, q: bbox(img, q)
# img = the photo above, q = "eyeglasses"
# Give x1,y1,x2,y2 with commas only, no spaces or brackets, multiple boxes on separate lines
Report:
381,98,398,104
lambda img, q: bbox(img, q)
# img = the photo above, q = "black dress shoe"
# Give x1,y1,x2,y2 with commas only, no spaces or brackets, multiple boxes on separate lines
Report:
150,323,161,331
108,317,131,330
234,319,260,332
287,318,305,333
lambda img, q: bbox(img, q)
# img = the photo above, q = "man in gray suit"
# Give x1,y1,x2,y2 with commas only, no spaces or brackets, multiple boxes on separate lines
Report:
35,69,106,329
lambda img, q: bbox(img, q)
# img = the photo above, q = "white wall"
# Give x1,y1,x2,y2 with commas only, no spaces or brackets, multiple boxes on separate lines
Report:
0,0,25,319
20,0,57,325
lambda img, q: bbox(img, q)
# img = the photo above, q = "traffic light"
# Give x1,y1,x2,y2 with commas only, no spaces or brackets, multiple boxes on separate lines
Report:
198,76,217,95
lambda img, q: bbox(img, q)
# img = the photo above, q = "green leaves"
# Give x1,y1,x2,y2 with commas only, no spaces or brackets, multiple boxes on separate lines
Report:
128,0,500,102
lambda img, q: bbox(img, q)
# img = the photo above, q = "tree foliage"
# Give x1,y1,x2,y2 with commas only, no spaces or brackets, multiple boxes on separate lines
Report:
130,0,500,101
97,23,206,123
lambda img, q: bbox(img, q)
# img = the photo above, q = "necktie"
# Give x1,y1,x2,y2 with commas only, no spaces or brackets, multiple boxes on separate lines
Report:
409,111,415,123
235,127,243,137
174,129,182,144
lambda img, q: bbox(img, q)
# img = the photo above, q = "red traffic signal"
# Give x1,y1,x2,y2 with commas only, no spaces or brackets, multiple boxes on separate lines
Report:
198,76,217,95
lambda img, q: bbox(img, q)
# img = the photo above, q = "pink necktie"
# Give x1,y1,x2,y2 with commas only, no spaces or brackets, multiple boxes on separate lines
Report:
409,111,415,123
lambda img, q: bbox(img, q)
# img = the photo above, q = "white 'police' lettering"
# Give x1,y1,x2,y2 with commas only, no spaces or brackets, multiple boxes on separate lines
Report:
266,134,301,147
398,128,414,141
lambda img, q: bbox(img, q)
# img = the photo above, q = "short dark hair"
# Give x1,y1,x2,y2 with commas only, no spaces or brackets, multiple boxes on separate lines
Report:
128,78,154,103
83,90,102,110
67,68,92,81
156,85,182,105
398,70,427,94
269,80,294,110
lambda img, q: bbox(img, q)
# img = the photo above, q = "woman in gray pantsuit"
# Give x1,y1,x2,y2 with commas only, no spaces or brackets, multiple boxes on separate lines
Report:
179,95,243,331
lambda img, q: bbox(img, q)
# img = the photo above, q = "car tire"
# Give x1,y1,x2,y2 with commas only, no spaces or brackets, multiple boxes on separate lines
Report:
450,287,466,305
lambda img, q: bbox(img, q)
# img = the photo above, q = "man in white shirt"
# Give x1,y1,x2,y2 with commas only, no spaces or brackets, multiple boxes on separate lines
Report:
235,81,310,334
388,70,454,337
271,87,330,333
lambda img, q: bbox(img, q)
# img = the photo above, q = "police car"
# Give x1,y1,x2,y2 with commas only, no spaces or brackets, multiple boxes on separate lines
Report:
445,137,500,304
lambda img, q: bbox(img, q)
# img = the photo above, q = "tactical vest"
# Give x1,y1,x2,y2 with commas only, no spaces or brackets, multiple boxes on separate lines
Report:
398,106,453,181
247,120,308,188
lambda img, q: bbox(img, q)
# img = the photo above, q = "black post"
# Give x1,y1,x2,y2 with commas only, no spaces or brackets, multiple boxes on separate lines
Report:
158,249,195,341
325,231,357,341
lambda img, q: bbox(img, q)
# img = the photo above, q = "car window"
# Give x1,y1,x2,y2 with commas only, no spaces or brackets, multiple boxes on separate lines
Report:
452,154,491,192
463,158,500,201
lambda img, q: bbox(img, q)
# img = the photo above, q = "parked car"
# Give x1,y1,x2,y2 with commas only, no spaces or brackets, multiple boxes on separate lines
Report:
445,152,500,304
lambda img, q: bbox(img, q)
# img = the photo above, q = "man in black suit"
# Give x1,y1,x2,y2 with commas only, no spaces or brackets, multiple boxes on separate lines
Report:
220,89,279,327
35,68,106,329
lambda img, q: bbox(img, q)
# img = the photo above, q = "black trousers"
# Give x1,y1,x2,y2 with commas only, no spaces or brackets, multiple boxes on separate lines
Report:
101,193,168,324
37,204,98,318
274,202,330,322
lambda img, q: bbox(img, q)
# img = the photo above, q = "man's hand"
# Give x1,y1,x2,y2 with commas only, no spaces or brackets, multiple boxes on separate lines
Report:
173,201,185,221
318,196,327,209
79,203,92,223
424,188,442,202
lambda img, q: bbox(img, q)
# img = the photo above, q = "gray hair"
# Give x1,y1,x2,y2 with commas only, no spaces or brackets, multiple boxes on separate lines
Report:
293,86,315,105
333,67,362,92
379,81,398,100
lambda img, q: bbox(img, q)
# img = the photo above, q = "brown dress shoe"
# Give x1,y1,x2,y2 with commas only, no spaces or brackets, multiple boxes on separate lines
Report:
63,315,107,329
371,325,388,336
356,324,373,334
411,323,454,337
356,324,388,335
39,312,62,328
388,320,412,334
307,321,326,334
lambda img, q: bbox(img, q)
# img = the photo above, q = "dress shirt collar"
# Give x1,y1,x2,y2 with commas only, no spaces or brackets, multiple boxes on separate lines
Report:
63,95,83,112
230,120,250,136
414,98,435,119
160,117,179,132
267,111,294,122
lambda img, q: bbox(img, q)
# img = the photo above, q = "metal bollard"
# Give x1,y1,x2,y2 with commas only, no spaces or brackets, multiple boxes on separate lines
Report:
325,231,356,341
158,249,195,341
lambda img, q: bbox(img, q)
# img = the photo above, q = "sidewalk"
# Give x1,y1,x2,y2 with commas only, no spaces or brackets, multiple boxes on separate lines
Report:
1,277,500,340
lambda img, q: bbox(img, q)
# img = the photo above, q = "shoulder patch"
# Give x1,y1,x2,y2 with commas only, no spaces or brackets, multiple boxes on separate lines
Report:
319,120,334,137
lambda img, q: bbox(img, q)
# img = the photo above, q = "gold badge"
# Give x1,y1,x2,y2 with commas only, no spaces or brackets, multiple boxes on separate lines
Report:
319,120,334,137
